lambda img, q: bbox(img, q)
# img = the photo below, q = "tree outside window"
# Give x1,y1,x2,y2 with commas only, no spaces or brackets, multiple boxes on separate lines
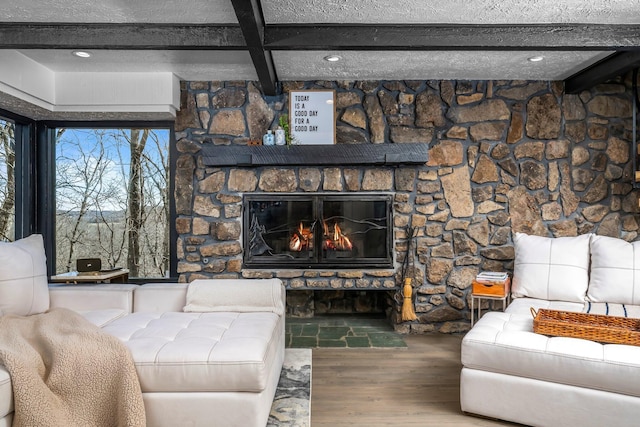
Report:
0,119,15,242
55,128,169,278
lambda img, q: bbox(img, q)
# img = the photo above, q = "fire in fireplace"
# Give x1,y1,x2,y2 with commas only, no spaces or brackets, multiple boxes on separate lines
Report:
243,194,393,268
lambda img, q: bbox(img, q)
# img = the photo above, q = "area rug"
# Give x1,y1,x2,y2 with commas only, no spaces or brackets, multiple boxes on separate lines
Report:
268,348,312,427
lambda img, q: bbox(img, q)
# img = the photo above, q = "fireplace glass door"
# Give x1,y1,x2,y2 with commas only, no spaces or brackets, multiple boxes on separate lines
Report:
243,194,392,268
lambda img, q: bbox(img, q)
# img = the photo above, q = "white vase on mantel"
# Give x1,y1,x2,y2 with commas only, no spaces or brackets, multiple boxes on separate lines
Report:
275,127,286,145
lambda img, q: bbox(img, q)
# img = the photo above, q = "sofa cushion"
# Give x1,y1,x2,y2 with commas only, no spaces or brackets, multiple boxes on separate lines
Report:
588,235,640,305
184,279,285,315
0,366,12,420
133,283,188,312
505,297,585,316
102,311,283,393
49,284,136,313
512,232,591,303
583,302,640,319
0,234,49,316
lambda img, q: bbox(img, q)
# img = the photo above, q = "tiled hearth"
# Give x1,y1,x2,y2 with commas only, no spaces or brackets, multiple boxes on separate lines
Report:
286,315,407,348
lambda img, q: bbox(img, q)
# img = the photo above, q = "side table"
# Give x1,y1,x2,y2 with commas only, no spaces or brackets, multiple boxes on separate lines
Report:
50,269,129,284
471,292,510,326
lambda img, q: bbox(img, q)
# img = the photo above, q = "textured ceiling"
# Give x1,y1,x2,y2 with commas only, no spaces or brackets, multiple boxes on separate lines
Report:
273,50,611,81
0,0,239,23
263,0,640,24
5,0,637,25
13,49,611,82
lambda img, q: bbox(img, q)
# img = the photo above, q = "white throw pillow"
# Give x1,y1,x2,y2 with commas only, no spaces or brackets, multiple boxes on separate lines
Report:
512,232,591,302
184,278,285,315
0,234,50,315
588,235,640,305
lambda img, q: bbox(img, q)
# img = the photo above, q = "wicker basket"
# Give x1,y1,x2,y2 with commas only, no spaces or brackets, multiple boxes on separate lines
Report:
531,308,640,346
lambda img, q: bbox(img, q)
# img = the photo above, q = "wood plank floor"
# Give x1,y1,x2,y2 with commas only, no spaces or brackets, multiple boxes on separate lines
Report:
311,333,518,427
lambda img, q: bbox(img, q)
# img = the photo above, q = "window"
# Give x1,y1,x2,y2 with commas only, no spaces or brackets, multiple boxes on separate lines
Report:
0,118,15,241
54,128,170,278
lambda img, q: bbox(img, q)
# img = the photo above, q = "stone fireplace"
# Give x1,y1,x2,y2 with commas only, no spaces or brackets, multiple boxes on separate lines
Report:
181,141,430,320
175,154,427,319
175,77,639,333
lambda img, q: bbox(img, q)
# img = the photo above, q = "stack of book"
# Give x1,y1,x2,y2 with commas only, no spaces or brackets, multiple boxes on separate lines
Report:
475,271,509,284
472,271,510,297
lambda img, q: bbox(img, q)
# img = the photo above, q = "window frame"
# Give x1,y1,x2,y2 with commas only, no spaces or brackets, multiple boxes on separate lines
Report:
0,109,36,241
38,120,177,281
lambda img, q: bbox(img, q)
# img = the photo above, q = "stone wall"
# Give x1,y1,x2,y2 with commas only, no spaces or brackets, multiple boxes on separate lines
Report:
174,77,639,333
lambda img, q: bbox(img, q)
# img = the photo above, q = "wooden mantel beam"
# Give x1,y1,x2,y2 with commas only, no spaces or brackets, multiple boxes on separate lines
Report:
201,143,429,167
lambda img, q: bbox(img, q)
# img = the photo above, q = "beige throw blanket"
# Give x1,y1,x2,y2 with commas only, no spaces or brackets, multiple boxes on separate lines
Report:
0,308,145,427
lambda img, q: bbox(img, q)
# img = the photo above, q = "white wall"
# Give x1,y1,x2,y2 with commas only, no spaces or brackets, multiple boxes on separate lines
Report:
0,50,180,117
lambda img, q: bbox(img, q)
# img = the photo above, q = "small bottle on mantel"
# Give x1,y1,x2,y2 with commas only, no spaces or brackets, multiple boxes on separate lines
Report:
263,130,274,146
275,126,286,145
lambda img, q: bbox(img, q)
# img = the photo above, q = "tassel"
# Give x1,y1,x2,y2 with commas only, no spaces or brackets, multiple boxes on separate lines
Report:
401,278,417,321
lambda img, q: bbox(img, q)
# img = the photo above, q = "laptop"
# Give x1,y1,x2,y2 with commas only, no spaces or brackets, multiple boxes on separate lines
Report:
76,258,102,272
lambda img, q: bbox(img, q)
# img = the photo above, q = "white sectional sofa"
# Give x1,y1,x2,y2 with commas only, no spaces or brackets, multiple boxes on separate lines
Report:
461,233,640,427
0,236,285,427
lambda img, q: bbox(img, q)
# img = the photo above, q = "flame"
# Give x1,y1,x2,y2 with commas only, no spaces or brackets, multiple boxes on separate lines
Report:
289,222,313,252
333,223,353,251
289,233,301,251
290,220,353,252
322,221,353,251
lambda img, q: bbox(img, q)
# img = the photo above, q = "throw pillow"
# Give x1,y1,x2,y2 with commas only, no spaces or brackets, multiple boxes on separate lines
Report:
588,235,640,305
184,278,285,315
512,232,591,302
0,234,50,315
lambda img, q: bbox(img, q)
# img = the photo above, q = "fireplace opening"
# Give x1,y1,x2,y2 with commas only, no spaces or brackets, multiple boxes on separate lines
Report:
243,194,393,268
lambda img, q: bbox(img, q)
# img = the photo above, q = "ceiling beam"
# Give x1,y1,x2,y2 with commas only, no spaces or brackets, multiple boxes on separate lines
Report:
265,24,640,50
565,51,640,93
230,0,278,96
3,22,639,52
0,23,245,49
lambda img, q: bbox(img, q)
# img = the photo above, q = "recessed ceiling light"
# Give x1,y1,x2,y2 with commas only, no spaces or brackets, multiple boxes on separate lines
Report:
527,56,544,62
72,50,92,58
323,55,341,62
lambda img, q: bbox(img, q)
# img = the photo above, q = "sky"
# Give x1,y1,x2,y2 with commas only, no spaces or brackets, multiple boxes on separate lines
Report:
55,128,170,212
